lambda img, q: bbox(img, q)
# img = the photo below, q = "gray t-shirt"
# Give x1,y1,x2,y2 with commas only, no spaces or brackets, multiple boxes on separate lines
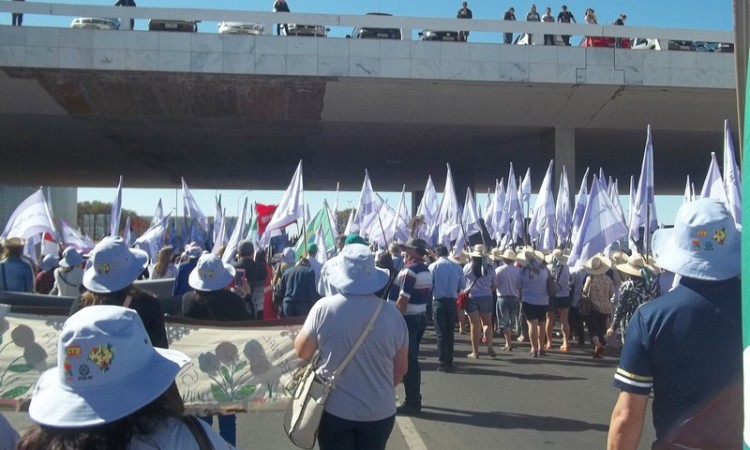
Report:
302,294,408,421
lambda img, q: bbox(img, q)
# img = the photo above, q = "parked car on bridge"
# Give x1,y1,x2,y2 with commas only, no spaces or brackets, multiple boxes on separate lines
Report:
282,23,329,37
148,19,199,32
514,33,565,46
418,30,459,42
581,36,631,48
218,21,264,35
347,13,402,40
70,17,120,30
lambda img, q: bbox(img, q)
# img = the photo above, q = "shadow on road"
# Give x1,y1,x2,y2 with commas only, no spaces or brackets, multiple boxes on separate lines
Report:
415,405,611,432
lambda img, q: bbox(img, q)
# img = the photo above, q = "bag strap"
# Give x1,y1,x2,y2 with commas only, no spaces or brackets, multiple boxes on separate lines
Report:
181,415,214,450
1,263,7,292
328,299,384,389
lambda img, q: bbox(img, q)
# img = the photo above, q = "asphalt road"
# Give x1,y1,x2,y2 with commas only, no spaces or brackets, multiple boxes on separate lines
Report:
4,326,655,449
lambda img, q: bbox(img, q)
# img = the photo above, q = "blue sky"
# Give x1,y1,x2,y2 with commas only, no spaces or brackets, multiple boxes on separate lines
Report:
10,0,735,224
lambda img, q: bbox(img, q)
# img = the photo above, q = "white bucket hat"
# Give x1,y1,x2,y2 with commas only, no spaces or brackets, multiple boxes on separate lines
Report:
651,198,740,281
40,253,59,271
326,244,389,295
83,237,149,293
188,253,235,291
59,246,83,268
29,305,189,427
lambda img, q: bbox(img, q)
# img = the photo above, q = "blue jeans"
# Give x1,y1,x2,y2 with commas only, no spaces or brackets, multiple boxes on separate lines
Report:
283,300,311,318
199,414,236,445
403,313,426,407
433,298,457,367
318,411,395,450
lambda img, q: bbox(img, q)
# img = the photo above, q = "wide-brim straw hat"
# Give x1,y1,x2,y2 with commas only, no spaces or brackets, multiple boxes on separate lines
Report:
582,254,612,275
544,248,569,265
616,253,656,278
492,248,517,262
466,244,487,258
516,247,545,266
2,237,25,248
609,250,628,266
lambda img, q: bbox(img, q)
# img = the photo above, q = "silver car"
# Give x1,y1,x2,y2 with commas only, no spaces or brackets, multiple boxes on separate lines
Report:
218,21,264,35
70,17,121,30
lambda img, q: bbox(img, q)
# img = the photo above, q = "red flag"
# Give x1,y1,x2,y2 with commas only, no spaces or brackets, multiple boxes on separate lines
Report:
255,203,278,235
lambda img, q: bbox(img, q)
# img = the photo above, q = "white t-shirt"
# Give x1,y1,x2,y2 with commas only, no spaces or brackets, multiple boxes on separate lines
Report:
53,267,84,297
128,416,234,449
302,294,408,422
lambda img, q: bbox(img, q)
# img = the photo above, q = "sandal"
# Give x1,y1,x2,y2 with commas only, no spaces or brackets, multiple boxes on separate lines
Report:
559,343,569,352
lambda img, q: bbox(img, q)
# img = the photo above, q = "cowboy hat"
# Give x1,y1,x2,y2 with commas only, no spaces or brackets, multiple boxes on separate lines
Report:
544,248,569,265
467,244,487,258
516,247,545,267
615,253,656,278
582,254,612,275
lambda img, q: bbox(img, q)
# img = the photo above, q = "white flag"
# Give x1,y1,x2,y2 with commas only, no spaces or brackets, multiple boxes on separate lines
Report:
683,175,693,206
60,218,94,253
529,160,556,250
390,186,410,243
555,167,572,245
416,175,439,244
520,167,532,210
223,198,248,264
151,199,164,227
110,175,123,237
629,125,659,250
461,187,481,237
315,227,328,265
264,160,304,234
700,152,729,205
723,119,742,224
437,164,461,246
2,189,57,241
353,170,378,227
123,216,133,246
135,213,172,262
182,177,208,232
343,209,356,235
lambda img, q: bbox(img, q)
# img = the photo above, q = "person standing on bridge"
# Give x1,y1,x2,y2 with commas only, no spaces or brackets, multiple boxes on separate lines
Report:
456,2,473,42
542,6,556,45
11,0,24,26
525,4,541,44
273,0,290,36
556,5,576,45
607,199,742,449
502,7,516,44
613,14,627,48
114,0,136,30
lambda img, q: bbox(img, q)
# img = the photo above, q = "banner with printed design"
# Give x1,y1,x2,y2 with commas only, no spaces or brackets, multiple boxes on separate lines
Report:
0,309,304,414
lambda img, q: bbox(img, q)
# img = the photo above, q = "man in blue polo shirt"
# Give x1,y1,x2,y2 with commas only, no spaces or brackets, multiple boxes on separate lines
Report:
607,199,742,449
395,238,433,415
428,244,465,372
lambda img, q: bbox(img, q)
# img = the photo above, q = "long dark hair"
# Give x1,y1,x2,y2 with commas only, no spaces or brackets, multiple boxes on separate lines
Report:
78,285,136,308
17,384,185,450
470,256,487,279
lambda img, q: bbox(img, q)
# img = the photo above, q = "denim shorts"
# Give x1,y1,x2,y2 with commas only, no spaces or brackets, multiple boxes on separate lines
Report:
522,302,548,322
465,295,493,314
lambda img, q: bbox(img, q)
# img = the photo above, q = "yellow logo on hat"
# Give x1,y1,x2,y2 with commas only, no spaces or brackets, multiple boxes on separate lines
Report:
66,345,81,357
88,343,115,372
713,228,726,245
97,263,111,274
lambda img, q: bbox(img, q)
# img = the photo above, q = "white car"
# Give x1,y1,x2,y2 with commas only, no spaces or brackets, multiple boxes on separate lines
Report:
218,21,264,35
282,24,328,37
70,17,121,30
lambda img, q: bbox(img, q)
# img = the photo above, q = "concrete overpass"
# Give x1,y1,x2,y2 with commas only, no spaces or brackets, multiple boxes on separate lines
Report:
0,3,738,197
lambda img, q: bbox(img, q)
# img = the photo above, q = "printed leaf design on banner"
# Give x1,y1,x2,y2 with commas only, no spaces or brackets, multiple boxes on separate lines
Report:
220,367,232,385
6,364,33,373
0,385,31,399
233,385,257,401
211,384,230,403
234,360,248,373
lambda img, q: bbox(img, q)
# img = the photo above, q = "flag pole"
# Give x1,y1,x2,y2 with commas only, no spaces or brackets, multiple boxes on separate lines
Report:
376,209,389,249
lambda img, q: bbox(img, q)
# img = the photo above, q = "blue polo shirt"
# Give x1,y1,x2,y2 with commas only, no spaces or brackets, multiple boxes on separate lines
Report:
613,277,741,442
428,257,465,299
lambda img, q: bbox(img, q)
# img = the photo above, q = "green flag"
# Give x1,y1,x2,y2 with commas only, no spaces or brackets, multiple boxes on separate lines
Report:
294,207,336,259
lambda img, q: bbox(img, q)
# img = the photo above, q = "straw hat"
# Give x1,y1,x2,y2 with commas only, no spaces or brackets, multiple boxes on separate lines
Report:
582,254,612,275
615,253,656,278
516,247,545,267
544,248,569,265
492,248,517,262
609,250,628,266
1,237,25,248
466,244,487,258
